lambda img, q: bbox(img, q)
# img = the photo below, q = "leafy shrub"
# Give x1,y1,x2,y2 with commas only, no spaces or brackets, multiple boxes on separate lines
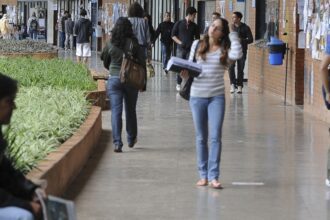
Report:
0,57,96,91
0,57,97,173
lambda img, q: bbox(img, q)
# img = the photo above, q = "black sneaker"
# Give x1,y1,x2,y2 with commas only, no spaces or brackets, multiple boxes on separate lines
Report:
114,145,122,153
128,138,137,148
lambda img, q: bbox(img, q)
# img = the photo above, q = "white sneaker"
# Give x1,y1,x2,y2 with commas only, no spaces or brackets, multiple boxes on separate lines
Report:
230,84,235,93
326,178,330,187
176,84,181,91
237,86,242,94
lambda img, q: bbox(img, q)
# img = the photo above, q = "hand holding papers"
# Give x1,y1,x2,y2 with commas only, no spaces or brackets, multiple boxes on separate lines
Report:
35,189,76,220
166,56,202,77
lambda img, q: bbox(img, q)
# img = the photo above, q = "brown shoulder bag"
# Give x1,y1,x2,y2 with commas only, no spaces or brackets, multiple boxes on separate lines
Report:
120,39,146,90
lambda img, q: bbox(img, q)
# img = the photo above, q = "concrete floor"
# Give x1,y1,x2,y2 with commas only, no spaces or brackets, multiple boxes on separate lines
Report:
61,51,330,220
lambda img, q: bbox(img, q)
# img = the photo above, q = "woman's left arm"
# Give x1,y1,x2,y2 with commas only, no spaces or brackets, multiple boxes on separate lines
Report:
228,32,243,61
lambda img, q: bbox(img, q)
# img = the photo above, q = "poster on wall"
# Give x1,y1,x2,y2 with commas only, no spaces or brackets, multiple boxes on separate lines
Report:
229,0,233,12
302,0,328,59
219,0,225,17
282,0,286,28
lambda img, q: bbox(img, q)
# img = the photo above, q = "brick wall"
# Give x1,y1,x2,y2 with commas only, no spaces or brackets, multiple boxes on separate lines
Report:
101,0,129,46
1,0,17,6
304,52,330,123
216,0,330,122
248,0,303,105
216,0,304,106
0,0,17,10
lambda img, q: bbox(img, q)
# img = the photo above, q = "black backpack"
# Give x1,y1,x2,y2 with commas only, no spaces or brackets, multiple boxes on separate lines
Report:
30,19,38,31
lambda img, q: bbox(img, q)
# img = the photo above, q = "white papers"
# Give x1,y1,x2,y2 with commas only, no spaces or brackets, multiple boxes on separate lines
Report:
166,56,202,77
35,190,76,220
46,196,76,220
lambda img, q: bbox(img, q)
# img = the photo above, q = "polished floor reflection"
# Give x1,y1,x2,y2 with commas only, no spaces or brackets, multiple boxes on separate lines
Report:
62,51,330,220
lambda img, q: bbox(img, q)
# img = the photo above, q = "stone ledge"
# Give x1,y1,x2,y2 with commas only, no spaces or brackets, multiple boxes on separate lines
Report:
90,68,109,80
27,106,102,196
86,79,109,110
0,51,58,59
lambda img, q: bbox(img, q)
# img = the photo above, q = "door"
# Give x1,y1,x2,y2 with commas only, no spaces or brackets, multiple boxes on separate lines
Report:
53,10,58,46
197,1,205,34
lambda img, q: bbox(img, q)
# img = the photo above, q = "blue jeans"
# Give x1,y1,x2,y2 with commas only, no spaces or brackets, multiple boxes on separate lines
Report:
161,43,172,69
107,76,139,148
29,30,38,40
189,95,225,181
59,31,66,48
0,207,34,220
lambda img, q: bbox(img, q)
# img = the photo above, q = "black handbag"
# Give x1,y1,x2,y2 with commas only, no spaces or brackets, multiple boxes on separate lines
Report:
179,41,200,101
179,76,194,100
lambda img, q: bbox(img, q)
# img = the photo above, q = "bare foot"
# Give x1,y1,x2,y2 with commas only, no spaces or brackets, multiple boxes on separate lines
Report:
209,180,223,189
196,179,208,186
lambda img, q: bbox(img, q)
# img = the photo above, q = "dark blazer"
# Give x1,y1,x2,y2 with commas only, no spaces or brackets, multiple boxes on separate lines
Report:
0,128,37,213
232,22,253,53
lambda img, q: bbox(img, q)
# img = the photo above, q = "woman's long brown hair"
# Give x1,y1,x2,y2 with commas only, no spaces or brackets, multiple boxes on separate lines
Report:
197,18,231,66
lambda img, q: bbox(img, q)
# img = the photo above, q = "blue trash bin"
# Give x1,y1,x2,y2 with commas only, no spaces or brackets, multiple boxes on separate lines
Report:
267,37,286,65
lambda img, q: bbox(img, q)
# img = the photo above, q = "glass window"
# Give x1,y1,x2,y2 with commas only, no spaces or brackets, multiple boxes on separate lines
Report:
256,0,279,41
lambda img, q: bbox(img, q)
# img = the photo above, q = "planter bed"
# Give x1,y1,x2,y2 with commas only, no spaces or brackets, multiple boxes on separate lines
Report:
0,56,100,176
27,106,102,196
0,51,58,59
86,79,109,110
0,40,58,59
0,57,105,195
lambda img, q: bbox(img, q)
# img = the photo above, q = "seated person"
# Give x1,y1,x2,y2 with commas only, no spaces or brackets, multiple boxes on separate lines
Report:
0,73,43,220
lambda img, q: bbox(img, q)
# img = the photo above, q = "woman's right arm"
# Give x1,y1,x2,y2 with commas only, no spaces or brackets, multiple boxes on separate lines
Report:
188,40,199,61
228,32,243,61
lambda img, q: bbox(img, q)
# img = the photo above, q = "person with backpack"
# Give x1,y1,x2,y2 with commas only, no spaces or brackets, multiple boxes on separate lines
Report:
73,9,92,64
101,17,145,153
27,13,38,41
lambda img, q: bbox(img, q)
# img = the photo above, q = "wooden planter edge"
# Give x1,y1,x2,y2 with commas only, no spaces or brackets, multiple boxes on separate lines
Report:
26,106,102,196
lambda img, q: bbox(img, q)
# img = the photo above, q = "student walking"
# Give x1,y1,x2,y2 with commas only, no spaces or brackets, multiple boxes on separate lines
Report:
27,12,39,41
127,2,150,57
74,9,93,64
228,11,253,94
65,14,74,50
172,7,200,91
153,12,174,75
181,18,242,189
204,12,221,34
101,17,146,153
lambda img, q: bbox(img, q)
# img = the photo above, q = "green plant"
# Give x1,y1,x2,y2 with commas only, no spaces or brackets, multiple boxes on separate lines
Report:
0,57,97,173
3,87,90,174
0,57,96,91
